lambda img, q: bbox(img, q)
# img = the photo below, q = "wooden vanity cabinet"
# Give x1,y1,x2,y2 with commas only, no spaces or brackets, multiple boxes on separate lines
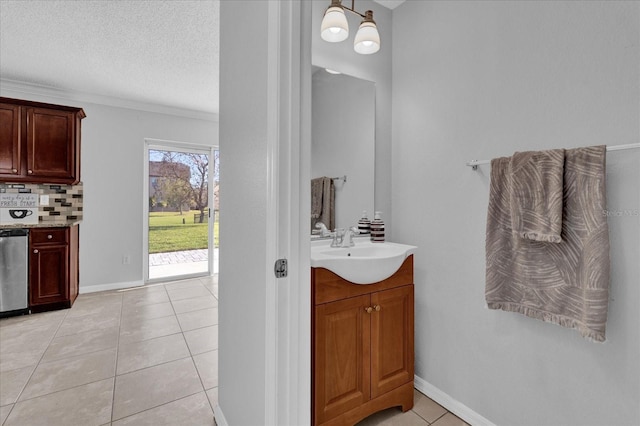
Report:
312,256,415,425
29,226,79,312
0,97,84,184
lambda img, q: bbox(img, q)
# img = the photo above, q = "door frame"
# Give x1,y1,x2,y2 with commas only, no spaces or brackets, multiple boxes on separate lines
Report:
142,138,216,284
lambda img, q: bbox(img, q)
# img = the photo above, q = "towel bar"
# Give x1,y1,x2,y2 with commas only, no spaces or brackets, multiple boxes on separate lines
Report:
466,143,640,170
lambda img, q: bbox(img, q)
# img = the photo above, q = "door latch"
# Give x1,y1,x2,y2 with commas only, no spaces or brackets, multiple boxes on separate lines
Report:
274,258,288,278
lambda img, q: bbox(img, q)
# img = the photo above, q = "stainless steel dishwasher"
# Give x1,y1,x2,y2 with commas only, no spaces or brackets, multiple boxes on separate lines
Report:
0,228,29,318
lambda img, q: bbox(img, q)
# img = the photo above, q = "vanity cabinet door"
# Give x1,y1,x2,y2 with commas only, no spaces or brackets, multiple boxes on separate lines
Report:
370,285,414,399
314,294,371,425
0,103,21,177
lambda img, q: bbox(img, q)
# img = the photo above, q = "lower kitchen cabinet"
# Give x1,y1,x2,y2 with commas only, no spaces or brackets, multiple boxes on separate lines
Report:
29,226,79,312
312,256,415,425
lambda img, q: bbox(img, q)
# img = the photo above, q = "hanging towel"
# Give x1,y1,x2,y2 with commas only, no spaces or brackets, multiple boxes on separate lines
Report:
485,145,610,342
310,177,335,232
510,149,565,243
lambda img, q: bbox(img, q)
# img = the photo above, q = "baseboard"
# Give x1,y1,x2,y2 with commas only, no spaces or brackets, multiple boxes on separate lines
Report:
79,280,144,294
213,404,228,426
414,375,495,426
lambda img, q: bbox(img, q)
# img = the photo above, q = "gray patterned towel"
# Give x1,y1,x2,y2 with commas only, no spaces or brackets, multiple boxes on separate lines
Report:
486,146,610,342
510,149,565,243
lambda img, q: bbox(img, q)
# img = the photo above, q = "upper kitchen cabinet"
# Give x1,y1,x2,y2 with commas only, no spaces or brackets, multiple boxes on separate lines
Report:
0,97,85,184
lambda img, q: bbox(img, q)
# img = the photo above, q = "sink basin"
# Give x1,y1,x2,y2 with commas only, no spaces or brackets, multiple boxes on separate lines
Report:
311,239,417,284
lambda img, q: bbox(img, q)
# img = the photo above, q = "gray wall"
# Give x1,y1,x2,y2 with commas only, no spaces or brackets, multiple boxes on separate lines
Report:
391,1,639,425
0,87,218,291
312,0,393,237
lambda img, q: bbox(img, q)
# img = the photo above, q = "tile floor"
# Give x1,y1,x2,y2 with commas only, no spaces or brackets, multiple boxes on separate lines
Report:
0,275,468,426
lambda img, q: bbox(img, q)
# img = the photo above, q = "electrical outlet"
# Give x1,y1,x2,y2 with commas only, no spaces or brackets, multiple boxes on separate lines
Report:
122,255,131,265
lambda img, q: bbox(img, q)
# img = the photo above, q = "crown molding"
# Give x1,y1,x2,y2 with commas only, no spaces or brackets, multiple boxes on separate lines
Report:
0,79,219,122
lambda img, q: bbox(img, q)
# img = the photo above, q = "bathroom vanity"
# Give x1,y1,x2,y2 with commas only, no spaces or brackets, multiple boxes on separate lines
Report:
311,241,415,425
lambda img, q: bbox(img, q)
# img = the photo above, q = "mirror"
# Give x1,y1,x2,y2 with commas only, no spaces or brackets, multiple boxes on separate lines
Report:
311,67,375,235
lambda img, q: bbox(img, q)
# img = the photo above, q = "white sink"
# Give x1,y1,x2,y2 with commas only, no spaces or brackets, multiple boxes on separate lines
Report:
311,239,417,284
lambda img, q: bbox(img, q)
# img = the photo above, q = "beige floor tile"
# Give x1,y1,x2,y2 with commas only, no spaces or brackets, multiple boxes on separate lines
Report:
116,333,190,375
206,387,218,409
412,392,448,423
19,348,116,401
0,323,57,355
4,378,113,426
167,286,212,302
171,295,218,314
120,301,175,324
112,357,203,420
0,310,66,330
56,309,121,337
42,326,119,362
119,315,181,345
163,278,206,290
431,412,469,426
122,288,170,307
67,295,122,318
0,404,13,424
0,348,44,373
0,366,34,406
184,325,218,355
177,308,218,332
112,391,214,425
357,407,429,426
193,350,218,390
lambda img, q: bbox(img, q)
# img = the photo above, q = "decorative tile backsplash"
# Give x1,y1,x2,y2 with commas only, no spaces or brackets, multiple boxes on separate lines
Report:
0,182,83,224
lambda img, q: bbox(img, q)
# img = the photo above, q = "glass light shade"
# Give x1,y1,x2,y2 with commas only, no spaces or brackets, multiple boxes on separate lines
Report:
321,6,349,42
354,21,380,54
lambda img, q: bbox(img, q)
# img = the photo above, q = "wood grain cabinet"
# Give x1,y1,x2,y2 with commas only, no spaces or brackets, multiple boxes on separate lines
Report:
29,226,79,312
312,256,415,425
0,97,84,184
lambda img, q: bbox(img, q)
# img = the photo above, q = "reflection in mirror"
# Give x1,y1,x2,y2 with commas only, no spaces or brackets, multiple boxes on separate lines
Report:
311,67,375,235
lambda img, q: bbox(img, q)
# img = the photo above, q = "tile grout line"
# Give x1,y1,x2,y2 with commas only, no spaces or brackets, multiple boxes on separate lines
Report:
110,292,125,424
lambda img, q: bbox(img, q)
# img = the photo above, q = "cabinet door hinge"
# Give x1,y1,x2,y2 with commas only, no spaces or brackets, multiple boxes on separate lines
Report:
274,258,288,278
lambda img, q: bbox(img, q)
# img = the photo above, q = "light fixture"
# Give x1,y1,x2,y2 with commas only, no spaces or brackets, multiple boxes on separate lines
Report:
320,0,380,55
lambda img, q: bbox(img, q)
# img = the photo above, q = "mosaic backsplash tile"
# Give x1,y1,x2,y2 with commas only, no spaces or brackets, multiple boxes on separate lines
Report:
0,182,83,224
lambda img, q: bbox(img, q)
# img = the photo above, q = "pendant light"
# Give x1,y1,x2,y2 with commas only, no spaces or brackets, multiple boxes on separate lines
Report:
320,0,349,42
353,10,380,54
320,0,381,55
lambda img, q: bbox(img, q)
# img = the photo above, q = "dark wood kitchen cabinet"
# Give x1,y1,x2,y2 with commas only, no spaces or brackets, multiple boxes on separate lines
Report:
0,97,85,184
312,256,415,425
29,226,79,312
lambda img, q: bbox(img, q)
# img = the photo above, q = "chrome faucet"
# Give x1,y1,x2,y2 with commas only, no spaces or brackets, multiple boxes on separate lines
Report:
315,222,332,237
341,226,359,248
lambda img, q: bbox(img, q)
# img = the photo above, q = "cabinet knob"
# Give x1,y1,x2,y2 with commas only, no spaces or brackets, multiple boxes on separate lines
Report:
33,249,39,254
365,306,373,314
374,305,381,312
27,169,33,174
12,168,17,173
47,235,53,239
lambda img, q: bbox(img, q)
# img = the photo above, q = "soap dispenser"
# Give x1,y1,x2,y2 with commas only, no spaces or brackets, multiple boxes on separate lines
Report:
358,210,371,235
370,211,385,242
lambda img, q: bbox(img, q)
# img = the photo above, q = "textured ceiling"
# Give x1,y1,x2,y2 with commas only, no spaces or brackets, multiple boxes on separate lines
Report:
0,1,400,116
0,0,219,114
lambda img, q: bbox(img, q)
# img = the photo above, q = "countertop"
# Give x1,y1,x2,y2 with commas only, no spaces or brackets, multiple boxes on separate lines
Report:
0,221,81,229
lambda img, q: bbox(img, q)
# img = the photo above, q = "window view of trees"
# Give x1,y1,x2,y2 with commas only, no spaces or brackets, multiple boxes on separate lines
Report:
149,150,219,223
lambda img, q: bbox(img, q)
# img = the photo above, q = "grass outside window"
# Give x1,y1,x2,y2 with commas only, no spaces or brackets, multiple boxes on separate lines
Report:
149,210,219,254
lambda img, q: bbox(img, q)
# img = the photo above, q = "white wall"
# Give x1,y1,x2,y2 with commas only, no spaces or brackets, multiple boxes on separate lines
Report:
312,0,393,237
218,1,269,424
392,2,639,425
0,86,218,291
